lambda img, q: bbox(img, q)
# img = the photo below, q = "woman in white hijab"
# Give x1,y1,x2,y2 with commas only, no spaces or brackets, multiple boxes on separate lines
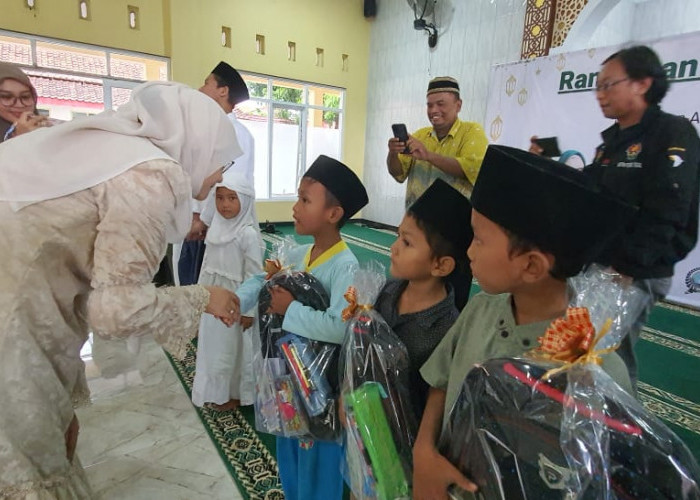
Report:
192,170,263,411
0,81,242,499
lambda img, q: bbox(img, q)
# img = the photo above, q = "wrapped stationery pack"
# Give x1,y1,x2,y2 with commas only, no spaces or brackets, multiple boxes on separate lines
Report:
440,266,700,499
276,333,335,418
252,237,340,441
340,262,416,500
274,375,309,437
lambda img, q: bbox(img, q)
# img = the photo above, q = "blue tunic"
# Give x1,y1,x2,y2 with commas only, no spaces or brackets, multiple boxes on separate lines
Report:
237,239,358,500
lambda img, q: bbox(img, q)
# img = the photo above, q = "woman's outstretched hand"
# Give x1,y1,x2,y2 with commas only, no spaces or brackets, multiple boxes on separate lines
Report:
204,286,240,326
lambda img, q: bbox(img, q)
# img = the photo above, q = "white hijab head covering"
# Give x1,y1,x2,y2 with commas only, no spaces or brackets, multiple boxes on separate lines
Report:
0,81,241,240
205,169,257,246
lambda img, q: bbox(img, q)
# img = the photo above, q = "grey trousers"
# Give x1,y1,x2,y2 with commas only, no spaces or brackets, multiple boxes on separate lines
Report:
616,276,672,389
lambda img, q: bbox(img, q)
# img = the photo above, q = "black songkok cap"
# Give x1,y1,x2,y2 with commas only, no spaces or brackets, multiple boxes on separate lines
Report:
471,145,636,272
408,179,473,260
304,155,368,220
427,76,460,96
211,61,249,105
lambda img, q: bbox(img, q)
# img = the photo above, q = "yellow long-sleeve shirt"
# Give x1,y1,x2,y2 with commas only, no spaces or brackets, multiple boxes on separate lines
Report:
394,118,488,207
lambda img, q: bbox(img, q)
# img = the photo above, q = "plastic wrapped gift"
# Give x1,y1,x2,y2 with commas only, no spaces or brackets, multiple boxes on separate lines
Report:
340,262,416,500
440,266,700,500
252,238,340,441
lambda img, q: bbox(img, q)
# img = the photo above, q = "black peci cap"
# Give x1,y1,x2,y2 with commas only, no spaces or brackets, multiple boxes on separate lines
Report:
471,145,637,274
427,76,460,96
211,61,249,106
408,179,473,260
304,155,368,220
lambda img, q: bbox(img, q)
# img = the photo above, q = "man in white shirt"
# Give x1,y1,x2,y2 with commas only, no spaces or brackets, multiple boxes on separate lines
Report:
199,61,255,184
176,62,255,285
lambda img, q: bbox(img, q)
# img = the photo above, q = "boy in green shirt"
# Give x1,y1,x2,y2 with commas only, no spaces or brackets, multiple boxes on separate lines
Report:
412,145,636,500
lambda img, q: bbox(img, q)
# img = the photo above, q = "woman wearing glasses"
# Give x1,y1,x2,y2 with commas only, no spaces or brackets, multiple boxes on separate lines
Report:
530,46,700,391
0,61,49,142
0,81,243,498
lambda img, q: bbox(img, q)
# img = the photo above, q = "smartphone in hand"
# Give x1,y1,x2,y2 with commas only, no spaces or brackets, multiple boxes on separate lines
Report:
391,123,411,154
533,136,561,158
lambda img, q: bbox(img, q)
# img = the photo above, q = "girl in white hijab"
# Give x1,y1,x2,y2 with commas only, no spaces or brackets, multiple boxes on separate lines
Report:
192,170,264,411
0,81,243,499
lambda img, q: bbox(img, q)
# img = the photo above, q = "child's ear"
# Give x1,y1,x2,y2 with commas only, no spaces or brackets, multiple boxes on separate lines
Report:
326,205,344,225
521,250,555,282
432,255,456,278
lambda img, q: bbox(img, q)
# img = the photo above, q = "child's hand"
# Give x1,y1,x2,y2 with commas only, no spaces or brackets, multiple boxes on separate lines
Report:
412,442,477,500
240,315,254,331
268,285,294,315
529,135,544,155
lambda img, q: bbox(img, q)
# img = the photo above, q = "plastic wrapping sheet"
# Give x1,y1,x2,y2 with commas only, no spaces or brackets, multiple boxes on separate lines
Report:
442,358,700,499
440,266,700,499
252,238,340,441
340,262,416,500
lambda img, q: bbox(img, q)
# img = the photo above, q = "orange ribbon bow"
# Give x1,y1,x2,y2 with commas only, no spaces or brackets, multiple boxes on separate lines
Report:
531,306,616,380
264,258,283,280
341,286,373,321
536,307,595,361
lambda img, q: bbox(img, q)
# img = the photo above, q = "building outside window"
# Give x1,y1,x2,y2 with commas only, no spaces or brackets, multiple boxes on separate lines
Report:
0,32,343,202
0,30,168,120
237,73,344,200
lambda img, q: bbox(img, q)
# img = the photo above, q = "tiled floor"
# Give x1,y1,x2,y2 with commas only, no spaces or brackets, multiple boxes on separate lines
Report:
75,335,242,500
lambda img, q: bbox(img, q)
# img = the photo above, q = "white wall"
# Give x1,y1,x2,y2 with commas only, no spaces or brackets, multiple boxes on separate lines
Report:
560,0,700,52
586,1,635,48
630,0,700,41
362,0,527,226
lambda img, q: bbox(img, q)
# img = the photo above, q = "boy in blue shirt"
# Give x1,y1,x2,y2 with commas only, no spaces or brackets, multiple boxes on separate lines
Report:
413,145,636,500
234,154,368,500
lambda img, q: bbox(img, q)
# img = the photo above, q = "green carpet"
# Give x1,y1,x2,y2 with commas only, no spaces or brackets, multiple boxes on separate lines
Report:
638,303,700,458
166,342,284,500
263,221,700,461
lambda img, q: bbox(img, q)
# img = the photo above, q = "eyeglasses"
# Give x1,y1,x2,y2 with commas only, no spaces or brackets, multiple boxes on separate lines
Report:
221,160,235,174
594,77,630,93
0,92,35,107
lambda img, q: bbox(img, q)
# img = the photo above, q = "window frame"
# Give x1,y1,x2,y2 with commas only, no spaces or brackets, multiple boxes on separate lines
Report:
0,29,169,111
239,71,345,201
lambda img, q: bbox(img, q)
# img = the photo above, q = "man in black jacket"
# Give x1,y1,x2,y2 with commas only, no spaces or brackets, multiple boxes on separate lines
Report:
583,46,700,386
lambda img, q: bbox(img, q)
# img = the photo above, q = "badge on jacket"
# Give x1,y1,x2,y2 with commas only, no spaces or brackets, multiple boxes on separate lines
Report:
626,142,642,161
668,146,686,167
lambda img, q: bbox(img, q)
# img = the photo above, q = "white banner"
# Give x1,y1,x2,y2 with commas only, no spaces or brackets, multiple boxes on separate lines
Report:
484,31,700,308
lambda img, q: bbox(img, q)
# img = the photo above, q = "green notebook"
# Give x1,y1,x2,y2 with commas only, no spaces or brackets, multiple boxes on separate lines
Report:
347,382,410,500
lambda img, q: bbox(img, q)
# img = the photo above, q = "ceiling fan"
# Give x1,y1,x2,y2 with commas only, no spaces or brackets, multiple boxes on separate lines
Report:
407,0,439,48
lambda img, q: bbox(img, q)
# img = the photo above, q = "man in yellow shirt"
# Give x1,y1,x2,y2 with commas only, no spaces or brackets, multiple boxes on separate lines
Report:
387,76,488,208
